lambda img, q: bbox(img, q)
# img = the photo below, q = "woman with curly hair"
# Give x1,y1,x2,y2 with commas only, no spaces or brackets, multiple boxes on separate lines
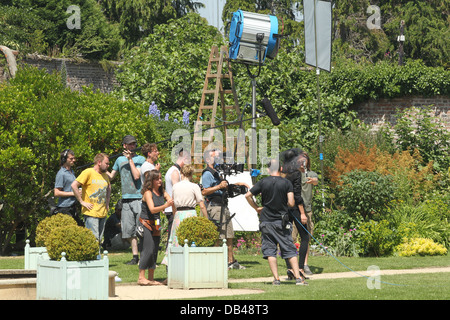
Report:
138,169,174,286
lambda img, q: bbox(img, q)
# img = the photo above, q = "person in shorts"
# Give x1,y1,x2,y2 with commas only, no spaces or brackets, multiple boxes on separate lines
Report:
201,148,248,269
245,159,308,285
108,135,146,265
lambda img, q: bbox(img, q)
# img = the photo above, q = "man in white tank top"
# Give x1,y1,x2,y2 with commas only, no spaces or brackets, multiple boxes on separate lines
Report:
164,149,190,243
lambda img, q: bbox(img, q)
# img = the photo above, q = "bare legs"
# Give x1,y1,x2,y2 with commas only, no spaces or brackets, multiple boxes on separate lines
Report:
138,268,162,286
269,256,303,281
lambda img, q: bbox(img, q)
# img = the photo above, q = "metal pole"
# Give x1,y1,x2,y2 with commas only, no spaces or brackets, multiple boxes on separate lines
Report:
314,0,325,209
251,78,257,181
398,20,405,66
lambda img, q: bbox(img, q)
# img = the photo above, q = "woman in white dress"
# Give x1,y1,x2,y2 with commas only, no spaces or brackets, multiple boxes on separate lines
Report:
161,165,207,265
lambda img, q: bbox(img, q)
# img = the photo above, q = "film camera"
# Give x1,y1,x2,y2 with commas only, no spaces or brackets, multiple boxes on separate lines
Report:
226,183,248,198
214,163,248,198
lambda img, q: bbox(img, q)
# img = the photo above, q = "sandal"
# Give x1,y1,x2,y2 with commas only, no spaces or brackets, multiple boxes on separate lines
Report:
287,269,295,280
296,278,308,286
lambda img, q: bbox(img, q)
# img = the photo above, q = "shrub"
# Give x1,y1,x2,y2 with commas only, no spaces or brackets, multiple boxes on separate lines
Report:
394,106,450,172
329,142,378,186
0,66,158,255
322,126,394,184
233,231,262,255
376,149,438,203
358,220,400,257
176,216,219,247
387,199,450,248
338,169,395,220
35,213,78,247
314,209,364,257
46,225,99,261
396,238,448,257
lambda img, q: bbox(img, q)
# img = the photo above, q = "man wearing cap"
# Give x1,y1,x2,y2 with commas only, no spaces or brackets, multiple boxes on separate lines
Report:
108,135,146,265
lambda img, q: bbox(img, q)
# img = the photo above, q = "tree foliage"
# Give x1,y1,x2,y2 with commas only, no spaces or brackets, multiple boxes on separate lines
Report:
1,0,122,60
115,13,224,113
100,0,204,47
331,0,449,67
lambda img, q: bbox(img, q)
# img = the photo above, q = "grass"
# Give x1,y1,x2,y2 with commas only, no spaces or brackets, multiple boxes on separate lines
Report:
220,272,450,300
1,250,449,300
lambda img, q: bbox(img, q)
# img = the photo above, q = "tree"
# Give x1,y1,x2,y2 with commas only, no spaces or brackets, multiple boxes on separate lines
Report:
115,13,224,113
381,1,450,68
1,0,122,60
331,0,449,67
100,0,204,47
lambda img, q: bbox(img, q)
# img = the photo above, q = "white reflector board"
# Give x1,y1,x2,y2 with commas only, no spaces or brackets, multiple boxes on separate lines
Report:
304,0,332,72
226,171,259,231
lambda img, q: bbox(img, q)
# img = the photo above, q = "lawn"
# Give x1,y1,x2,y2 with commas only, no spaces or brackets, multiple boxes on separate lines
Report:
1,250,449,300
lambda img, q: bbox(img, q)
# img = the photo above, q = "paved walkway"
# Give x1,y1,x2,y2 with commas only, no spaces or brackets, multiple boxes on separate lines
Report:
2,266,449,300
110,266,450,300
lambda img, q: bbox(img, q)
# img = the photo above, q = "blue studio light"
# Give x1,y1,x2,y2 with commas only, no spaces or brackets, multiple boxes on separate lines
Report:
229,10,279,65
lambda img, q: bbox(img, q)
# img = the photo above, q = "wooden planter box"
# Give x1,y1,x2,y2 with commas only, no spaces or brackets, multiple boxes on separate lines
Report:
167,239,228,289
36,252,109,300
24,240,49,270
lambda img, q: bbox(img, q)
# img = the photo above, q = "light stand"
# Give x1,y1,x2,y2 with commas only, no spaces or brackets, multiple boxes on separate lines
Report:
228,10,280,182
304,0,332,210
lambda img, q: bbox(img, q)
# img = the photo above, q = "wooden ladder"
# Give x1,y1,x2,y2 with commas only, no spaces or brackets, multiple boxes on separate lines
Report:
192,45,241,167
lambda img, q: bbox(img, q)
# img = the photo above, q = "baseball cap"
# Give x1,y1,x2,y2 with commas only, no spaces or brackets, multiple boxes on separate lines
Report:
122,135,137,144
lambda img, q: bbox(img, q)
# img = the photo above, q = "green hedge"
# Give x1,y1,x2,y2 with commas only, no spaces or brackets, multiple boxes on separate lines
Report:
0,66,158,254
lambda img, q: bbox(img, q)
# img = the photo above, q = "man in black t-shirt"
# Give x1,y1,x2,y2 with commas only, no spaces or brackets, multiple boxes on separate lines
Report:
245,159,308,285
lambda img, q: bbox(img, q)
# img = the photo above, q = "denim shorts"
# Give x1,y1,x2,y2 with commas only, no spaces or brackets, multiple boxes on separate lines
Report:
260,220,297,259
84,216,106,242
121,199,141,238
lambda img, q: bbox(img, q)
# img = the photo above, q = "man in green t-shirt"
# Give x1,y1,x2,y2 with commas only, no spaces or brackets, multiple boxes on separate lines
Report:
108,135,146,265
298,152,318,276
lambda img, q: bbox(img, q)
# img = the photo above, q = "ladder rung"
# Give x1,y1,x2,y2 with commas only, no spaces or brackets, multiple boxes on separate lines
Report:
196,121,212,125
199,105,214,109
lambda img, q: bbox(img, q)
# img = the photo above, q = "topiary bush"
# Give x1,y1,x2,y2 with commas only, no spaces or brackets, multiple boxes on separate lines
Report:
46,225,99,261
35,213,78,247
176,216,219,247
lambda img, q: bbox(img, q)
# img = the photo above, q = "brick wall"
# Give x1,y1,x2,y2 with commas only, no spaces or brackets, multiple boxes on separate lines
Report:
21,55,120,93
354,96,450,131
